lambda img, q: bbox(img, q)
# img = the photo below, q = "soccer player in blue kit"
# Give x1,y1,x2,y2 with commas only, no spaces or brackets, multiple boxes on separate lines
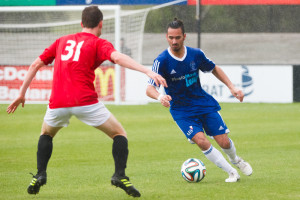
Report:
146,18,253,182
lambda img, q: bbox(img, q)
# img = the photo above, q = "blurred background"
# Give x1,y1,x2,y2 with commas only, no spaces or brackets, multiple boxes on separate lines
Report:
0,0,299,103
143,3,300,65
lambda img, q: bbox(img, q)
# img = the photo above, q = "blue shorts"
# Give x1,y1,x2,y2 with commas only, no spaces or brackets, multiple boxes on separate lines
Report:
174,111,229,140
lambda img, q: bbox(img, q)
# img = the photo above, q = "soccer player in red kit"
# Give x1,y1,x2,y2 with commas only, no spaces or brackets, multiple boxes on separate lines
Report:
6,6,167,198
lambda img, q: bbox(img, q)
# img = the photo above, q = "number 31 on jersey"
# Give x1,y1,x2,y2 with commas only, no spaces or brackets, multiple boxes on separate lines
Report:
61,40,84,61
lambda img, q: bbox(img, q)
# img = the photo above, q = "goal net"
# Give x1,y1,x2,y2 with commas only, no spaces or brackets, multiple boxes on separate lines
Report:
0,5,148,104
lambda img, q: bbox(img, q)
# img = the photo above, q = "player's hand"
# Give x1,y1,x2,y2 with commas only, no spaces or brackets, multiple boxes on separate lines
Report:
147,70,168,88
230,87,244,102
159,95,172,108
6,96,25,114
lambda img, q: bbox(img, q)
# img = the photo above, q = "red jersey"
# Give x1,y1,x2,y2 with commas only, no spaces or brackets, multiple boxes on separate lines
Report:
39,32,116,109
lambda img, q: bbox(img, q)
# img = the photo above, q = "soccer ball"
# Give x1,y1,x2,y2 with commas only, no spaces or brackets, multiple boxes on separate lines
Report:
181,158,206,183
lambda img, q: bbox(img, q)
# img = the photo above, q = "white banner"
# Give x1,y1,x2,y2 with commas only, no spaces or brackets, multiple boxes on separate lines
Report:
200,65,293,103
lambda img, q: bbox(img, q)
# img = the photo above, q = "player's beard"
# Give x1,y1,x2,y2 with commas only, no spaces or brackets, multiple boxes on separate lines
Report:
171,44,180,52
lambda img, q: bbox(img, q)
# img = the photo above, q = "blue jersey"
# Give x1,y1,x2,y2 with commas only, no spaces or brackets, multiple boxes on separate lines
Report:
149,46,221,120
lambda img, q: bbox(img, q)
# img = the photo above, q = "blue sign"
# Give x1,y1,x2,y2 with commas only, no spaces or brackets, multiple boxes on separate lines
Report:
56,0,187,5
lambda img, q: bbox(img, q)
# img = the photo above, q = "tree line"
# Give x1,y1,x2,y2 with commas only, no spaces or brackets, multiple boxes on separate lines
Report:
145,5,300,33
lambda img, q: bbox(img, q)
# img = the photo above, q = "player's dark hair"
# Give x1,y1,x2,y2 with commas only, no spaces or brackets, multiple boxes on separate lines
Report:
167,18,185,34
82,5,103,28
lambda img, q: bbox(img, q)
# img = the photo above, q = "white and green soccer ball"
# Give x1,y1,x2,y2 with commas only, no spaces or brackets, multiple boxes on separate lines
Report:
181,158,206,183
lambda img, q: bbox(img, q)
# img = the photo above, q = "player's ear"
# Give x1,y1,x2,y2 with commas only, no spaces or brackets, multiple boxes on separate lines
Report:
80,22,84,28
98,21,103,29
183,33,186,40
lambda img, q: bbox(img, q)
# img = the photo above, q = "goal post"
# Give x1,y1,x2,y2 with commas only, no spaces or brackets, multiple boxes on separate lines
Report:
0,5,124,104
0,1,186,105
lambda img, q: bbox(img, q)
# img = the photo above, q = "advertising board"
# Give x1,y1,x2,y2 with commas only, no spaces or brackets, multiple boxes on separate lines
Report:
200,65,293,103
0,65,123,103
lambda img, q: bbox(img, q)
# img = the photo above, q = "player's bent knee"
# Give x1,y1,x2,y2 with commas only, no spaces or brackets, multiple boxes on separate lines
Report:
192,133,211,151
95,122,127,139
41,122,62,138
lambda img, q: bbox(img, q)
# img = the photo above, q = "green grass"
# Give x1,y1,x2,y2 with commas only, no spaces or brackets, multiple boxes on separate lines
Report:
0,103,299,200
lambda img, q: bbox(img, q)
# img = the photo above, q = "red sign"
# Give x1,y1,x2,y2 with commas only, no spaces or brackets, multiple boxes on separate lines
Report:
0,65,52,102
188,0,300,5
0,65,124,102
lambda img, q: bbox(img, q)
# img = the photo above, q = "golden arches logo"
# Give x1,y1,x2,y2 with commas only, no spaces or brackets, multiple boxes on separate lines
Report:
94,67,115,97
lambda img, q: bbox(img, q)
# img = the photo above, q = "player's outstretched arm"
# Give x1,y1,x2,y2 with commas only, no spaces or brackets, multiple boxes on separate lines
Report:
146,85,172,108
110,51,167,88
212,65,244,102
7,58,46,114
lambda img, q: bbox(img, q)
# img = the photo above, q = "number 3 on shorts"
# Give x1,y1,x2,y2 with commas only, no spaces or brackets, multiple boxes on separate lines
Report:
61,40,84,61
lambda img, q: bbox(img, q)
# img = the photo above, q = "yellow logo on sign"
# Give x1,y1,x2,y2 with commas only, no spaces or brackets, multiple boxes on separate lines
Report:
94,67,115,97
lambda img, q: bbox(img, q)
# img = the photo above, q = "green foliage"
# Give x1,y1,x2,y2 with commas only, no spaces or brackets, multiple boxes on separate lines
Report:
145,6,196,33
145,5,300,33
1,103,300,199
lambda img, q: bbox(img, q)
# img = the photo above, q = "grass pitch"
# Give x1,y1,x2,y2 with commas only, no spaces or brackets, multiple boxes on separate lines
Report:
0,103,299,200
